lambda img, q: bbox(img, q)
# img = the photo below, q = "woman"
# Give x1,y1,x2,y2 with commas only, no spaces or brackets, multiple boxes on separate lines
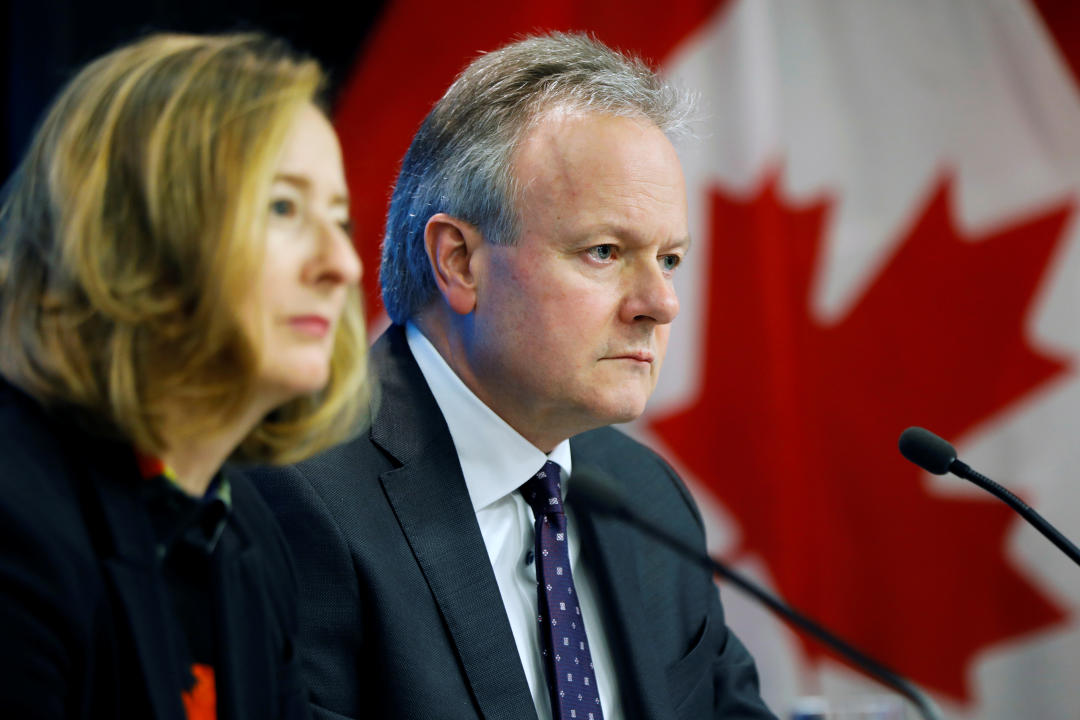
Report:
0,33,367,719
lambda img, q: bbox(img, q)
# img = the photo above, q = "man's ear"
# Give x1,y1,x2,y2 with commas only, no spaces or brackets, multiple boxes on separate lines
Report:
424,213,485,315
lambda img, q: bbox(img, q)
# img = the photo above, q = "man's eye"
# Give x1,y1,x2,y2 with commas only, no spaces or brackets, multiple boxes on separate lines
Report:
270,198,297,217
588,245,616,261
660,254,681,271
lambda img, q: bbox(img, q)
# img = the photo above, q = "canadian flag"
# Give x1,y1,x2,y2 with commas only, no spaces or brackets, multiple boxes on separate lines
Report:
336,1,1080,717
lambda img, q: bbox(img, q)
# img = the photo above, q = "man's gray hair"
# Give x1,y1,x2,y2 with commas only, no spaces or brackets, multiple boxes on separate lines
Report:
379,32,695,324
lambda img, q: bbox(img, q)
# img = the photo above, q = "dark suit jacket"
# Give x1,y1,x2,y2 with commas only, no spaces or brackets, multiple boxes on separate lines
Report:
251,325,776,720
0,379,310,720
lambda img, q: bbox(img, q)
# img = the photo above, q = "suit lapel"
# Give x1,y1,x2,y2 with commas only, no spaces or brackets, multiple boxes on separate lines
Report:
88,459,187,720
569,447,677,720
211,513,271,720
372,327,538,720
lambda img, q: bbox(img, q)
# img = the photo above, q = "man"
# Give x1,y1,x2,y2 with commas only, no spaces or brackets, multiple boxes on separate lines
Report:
253,33,776,720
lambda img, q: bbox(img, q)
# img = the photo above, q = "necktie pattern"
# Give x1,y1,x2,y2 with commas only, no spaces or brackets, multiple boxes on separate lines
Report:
521,461,605,720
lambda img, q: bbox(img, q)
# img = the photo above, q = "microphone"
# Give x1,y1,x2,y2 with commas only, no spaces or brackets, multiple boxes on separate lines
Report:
569,466,944,720
898,426,1080,567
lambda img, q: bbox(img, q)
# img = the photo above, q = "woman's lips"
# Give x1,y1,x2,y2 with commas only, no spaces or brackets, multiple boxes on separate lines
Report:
288,315,331,338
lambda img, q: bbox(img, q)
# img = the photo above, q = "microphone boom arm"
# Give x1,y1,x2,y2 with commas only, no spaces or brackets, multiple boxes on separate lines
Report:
950,459,1080,567
899,426,1080,568
573,477,944,720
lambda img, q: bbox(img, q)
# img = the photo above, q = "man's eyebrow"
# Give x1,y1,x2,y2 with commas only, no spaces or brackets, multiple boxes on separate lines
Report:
582,224,692,250
666,235,692,252
272,173,350,205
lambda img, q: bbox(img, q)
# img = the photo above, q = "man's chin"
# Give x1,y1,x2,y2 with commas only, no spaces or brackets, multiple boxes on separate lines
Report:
584,398,650,429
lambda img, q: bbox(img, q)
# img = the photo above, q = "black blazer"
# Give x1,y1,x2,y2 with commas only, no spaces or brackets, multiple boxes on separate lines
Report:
0,379,310,720
251,325,776,720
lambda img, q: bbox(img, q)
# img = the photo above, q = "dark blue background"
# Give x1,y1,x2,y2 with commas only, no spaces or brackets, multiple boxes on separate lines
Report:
3,0,385,180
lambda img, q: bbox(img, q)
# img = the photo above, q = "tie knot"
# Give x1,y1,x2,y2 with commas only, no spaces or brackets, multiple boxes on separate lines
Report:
520,460,564,516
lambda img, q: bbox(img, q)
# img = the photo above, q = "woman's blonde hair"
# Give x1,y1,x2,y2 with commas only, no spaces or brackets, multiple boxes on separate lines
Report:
0,32,369,465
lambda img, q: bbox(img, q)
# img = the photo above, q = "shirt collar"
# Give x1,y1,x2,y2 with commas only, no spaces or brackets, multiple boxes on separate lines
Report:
135,451,233,556
405,321,572,511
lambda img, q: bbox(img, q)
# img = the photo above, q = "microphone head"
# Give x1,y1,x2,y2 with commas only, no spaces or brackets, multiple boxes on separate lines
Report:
898,426,957,475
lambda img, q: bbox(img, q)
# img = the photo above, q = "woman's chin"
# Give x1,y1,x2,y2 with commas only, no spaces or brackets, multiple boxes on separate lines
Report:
256,362,331,407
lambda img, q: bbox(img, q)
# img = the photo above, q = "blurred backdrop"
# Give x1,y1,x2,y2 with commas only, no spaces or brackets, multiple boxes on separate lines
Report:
6,1,1080,718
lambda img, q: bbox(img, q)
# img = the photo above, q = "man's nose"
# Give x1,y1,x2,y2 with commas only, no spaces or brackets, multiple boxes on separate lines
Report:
622,260,679,325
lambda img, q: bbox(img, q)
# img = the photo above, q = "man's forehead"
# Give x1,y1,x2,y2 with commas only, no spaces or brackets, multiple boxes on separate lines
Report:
511,111,687,234
516,109,660,161
514,112,678,189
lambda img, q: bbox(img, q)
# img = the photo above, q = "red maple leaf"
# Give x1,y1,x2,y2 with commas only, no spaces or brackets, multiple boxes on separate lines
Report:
648,171,1073,701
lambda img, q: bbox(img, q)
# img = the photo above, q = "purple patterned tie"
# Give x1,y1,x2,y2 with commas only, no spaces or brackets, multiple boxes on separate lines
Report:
521,461,605,720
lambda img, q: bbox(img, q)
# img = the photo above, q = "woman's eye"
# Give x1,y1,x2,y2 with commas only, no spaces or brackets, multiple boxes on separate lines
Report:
588,244,616,261
270,198,297,217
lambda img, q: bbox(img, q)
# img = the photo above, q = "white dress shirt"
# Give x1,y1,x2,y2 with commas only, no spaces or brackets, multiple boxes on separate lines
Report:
406,322,623,720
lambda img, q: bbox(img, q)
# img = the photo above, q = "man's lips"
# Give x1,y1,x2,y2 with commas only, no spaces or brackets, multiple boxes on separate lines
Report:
288,315,331,338
604,351,654,363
